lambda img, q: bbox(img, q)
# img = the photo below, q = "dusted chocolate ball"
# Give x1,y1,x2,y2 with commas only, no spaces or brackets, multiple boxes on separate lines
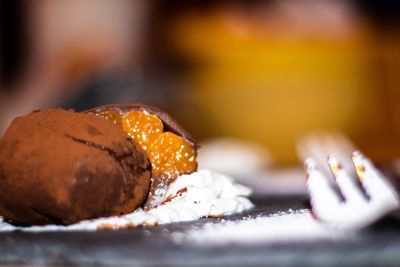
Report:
0,109,151,226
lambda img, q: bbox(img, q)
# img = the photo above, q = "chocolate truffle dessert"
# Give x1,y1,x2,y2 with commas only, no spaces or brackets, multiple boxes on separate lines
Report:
85,104,199,209
0,109,151,226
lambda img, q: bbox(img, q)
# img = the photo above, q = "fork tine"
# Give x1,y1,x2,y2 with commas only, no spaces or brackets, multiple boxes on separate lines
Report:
297,132,356,177
352,151,399,204
302,146,400,229
298,136,332,176
324,133,357,176
327,155,365,203
305,158,341,218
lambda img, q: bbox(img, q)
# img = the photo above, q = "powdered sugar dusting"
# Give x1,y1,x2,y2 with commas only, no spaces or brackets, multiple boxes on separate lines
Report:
171,209,353,245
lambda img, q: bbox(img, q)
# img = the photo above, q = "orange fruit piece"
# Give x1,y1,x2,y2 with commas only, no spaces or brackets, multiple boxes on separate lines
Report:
148,132,197,175
122,110,163,152
97,111,123,128
101,109,197,176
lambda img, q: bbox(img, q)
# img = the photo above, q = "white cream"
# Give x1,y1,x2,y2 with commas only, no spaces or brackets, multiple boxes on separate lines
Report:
0,170,253,231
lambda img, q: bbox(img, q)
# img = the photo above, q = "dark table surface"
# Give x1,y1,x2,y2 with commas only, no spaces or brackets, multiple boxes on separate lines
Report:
1,195,400,267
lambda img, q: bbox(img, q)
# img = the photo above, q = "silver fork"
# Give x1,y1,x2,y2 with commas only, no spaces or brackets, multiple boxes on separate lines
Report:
298,133,400,229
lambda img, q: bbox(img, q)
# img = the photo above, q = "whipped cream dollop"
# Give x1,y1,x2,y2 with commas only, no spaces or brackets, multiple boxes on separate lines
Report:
0,170,253,231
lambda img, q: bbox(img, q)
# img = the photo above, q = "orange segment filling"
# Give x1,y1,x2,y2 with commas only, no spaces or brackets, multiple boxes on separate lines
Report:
148,132,197,175
99,110,197,175
122,111,163,152
98,111,122,129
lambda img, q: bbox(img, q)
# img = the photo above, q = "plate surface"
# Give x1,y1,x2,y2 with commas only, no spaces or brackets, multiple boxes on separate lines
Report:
1,196,400,267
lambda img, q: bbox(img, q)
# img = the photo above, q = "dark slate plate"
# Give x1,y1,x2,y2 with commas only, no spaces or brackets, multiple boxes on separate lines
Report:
1,195,400,267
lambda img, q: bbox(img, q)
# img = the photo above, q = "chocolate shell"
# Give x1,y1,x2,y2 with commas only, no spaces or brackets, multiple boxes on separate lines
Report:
0,109,151,226
85,103,199,209
85,103,197,148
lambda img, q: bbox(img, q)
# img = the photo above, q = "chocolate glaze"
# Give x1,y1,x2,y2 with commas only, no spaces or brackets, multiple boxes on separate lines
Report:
84,103,199,210
0,109,151,226
145,173,177,210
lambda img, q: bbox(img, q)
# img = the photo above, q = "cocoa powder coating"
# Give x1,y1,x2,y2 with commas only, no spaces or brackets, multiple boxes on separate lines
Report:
0,109,151,226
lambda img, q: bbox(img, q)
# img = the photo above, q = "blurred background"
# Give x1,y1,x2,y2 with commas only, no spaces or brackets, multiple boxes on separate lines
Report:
1,0,400,165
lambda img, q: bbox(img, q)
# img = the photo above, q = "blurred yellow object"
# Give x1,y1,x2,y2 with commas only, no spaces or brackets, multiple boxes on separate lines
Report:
169,10,386,164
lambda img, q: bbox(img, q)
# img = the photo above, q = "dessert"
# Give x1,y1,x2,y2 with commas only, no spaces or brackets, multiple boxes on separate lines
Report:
0,104,253,230
85,104,198,209
0,109,151,226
